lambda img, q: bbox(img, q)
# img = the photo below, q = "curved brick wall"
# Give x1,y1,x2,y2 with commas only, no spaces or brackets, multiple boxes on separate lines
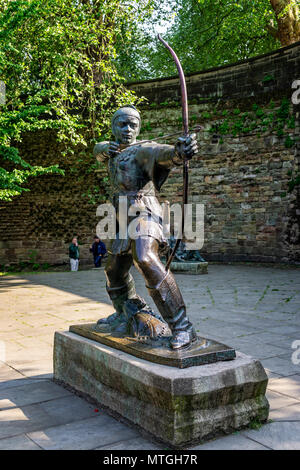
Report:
0,42,299,266
128,42,300,264
128,41,300,104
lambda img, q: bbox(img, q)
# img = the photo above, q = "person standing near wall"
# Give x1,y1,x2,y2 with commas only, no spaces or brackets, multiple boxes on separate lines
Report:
90,235,107,268
69,237,79,271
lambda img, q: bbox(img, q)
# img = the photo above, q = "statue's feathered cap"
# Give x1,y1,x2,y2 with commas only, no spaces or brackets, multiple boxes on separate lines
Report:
112,105,141,126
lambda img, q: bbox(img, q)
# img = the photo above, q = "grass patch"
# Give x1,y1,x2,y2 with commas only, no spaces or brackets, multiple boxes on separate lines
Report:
248,419,264,430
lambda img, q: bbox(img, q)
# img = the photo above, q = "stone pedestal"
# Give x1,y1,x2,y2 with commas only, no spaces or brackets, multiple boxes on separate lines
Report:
54,331,269,447
170,261,208,274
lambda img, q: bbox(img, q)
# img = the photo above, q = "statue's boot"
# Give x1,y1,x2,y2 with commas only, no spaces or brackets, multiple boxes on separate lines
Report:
97,273,136,333
147,271,197,350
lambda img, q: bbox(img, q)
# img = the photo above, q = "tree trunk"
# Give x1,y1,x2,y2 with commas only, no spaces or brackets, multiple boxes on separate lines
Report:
269,0,300,46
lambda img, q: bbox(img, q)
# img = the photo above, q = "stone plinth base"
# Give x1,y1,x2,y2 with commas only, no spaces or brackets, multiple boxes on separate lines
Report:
53,331,269,447
170,261,208,274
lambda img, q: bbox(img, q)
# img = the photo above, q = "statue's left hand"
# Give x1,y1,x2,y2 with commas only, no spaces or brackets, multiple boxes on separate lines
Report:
175,133,198,160
108,141,121,157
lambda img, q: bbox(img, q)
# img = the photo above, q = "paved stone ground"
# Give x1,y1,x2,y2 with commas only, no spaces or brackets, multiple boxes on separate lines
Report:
0,264,300,450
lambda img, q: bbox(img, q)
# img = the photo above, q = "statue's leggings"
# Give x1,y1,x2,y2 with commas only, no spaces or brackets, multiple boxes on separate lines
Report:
104,237,193,332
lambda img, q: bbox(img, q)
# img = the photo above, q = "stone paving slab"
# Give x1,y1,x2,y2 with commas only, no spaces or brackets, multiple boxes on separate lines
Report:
230,342,289,360
28,416,140,450
264,371,284,379
0,265,299,450
191,433,269,450
0,434,41,450
261,357,300,377
0,362,26,383
269,403,300,421
268,375,300,399
0,376,46,392
0,404,58,439
266,390,300,410
3,361,53,379
0,395,97,439
243,422,300,450
0,380,72,410
268,325,300,335
286,331,300,340
95,437,164,451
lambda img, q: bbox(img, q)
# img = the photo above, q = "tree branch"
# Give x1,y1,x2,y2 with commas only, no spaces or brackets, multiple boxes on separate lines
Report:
266,20,279,39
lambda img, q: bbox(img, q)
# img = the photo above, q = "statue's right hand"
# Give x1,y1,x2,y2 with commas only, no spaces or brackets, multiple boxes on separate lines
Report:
108,141,120,157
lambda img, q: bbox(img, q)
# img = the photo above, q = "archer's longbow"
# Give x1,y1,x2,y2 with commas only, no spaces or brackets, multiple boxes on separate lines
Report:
157,34,190,271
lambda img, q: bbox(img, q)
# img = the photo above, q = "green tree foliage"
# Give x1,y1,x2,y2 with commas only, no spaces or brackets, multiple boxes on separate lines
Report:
115,1,173,81
116,0,292,80
0,0,152,200
167,0,281,73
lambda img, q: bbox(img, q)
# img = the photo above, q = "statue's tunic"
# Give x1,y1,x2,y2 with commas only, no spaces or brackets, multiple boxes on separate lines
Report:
97,142,174,255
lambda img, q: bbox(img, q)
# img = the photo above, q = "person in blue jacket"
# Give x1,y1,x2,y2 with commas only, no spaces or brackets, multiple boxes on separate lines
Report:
90,236,107,268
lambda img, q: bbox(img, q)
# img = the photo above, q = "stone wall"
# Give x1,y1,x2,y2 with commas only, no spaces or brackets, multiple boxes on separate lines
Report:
128,42,300,263
126,103,299,263
128,41,300,105
0,42,299,266
0,131,102,267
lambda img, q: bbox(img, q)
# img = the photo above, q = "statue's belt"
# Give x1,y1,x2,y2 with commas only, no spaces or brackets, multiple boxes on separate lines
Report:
116,190,156,198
